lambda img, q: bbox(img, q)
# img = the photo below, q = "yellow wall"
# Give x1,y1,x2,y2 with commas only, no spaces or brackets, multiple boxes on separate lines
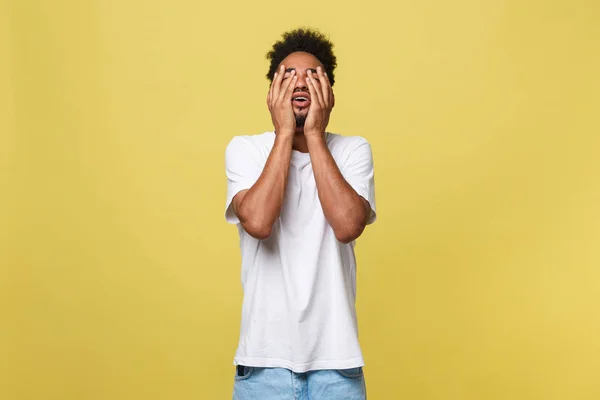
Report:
3,0,599,399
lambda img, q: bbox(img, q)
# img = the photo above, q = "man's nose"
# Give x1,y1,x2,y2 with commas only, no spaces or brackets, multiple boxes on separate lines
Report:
295,71,308,90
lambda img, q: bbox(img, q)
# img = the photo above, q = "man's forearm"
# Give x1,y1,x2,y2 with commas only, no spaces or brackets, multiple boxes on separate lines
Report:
306,134,369,243
236,134,293,239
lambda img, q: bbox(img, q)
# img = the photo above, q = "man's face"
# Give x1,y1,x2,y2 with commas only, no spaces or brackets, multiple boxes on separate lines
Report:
278,52,325,132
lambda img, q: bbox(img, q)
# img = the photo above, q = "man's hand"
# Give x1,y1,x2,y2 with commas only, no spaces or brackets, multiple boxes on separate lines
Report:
304,66,335,138
267,64,297,136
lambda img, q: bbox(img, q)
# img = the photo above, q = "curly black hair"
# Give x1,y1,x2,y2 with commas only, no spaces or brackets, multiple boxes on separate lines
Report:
266,28,337,86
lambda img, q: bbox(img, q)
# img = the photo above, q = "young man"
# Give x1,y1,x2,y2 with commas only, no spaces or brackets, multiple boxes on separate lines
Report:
225,28,376,400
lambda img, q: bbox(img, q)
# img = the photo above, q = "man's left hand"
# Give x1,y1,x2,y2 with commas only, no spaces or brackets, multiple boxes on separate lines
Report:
304,66,335,139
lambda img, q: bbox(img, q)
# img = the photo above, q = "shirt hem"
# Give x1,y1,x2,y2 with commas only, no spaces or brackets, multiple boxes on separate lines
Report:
232,355,365,373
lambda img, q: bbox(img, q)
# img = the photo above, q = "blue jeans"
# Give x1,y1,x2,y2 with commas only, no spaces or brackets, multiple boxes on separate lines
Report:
232,365,367,399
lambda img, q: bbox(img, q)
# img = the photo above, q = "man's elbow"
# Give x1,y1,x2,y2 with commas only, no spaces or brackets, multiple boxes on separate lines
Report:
334,222,366,244
241,219,272,240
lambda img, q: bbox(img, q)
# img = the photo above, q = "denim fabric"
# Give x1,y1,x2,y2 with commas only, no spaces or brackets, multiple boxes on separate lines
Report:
232,365,366,399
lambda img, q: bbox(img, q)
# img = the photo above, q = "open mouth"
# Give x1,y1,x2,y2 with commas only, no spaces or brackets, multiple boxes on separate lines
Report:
292,94,310,108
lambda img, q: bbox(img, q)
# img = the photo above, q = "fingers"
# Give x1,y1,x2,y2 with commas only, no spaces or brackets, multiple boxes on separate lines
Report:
271,64,286,105
306,73,322,117
306,70,324,108
318,67,335,108
267,82,273,110
316,66,331,107
268,74,276,109
278,69,296,102
284,73,297,103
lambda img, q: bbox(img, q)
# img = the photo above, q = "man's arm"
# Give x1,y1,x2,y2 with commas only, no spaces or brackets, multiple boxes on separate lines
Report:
306,136,371,243
231,134,293,240
303,66,374,243
230,65,298,240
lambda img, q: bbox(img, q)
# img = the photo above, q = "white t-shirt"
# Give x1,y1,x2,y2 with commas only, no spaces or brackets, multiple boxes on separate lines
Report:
224,131,376,373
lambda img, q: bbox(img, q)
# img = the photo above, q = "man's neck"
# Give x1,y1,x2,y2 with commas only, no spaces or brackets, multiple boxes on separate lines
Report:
293,132,309,153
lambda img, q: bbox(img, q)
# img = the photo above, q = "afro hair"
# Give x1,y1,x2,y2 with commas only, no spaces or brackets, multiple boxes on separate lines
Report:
266,28,337,86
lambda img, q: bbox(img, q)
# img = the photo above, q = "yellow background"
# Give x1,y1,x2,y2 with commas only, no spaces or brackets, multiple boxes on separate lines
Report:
2,0,599,399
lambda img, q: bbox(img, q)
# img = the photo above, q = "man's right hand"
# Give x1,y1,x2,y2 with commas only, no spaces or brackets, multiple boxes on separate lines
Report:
267,64,297,136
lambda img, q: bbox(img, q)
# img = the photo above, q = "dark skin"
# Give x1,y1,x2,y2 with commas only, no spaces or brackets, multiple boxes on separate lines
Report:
232,52,370,243
266,52,335,152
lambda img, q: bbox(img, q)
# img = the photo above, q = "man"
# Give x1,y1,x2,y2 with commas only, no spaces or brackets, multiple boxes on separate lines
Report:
225,28,376,400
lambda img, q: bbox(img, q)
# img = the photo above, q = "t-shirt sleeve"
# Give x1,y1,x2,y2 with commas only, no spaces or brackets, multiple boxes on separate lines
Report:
340,137,377,225
224,136,264,224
